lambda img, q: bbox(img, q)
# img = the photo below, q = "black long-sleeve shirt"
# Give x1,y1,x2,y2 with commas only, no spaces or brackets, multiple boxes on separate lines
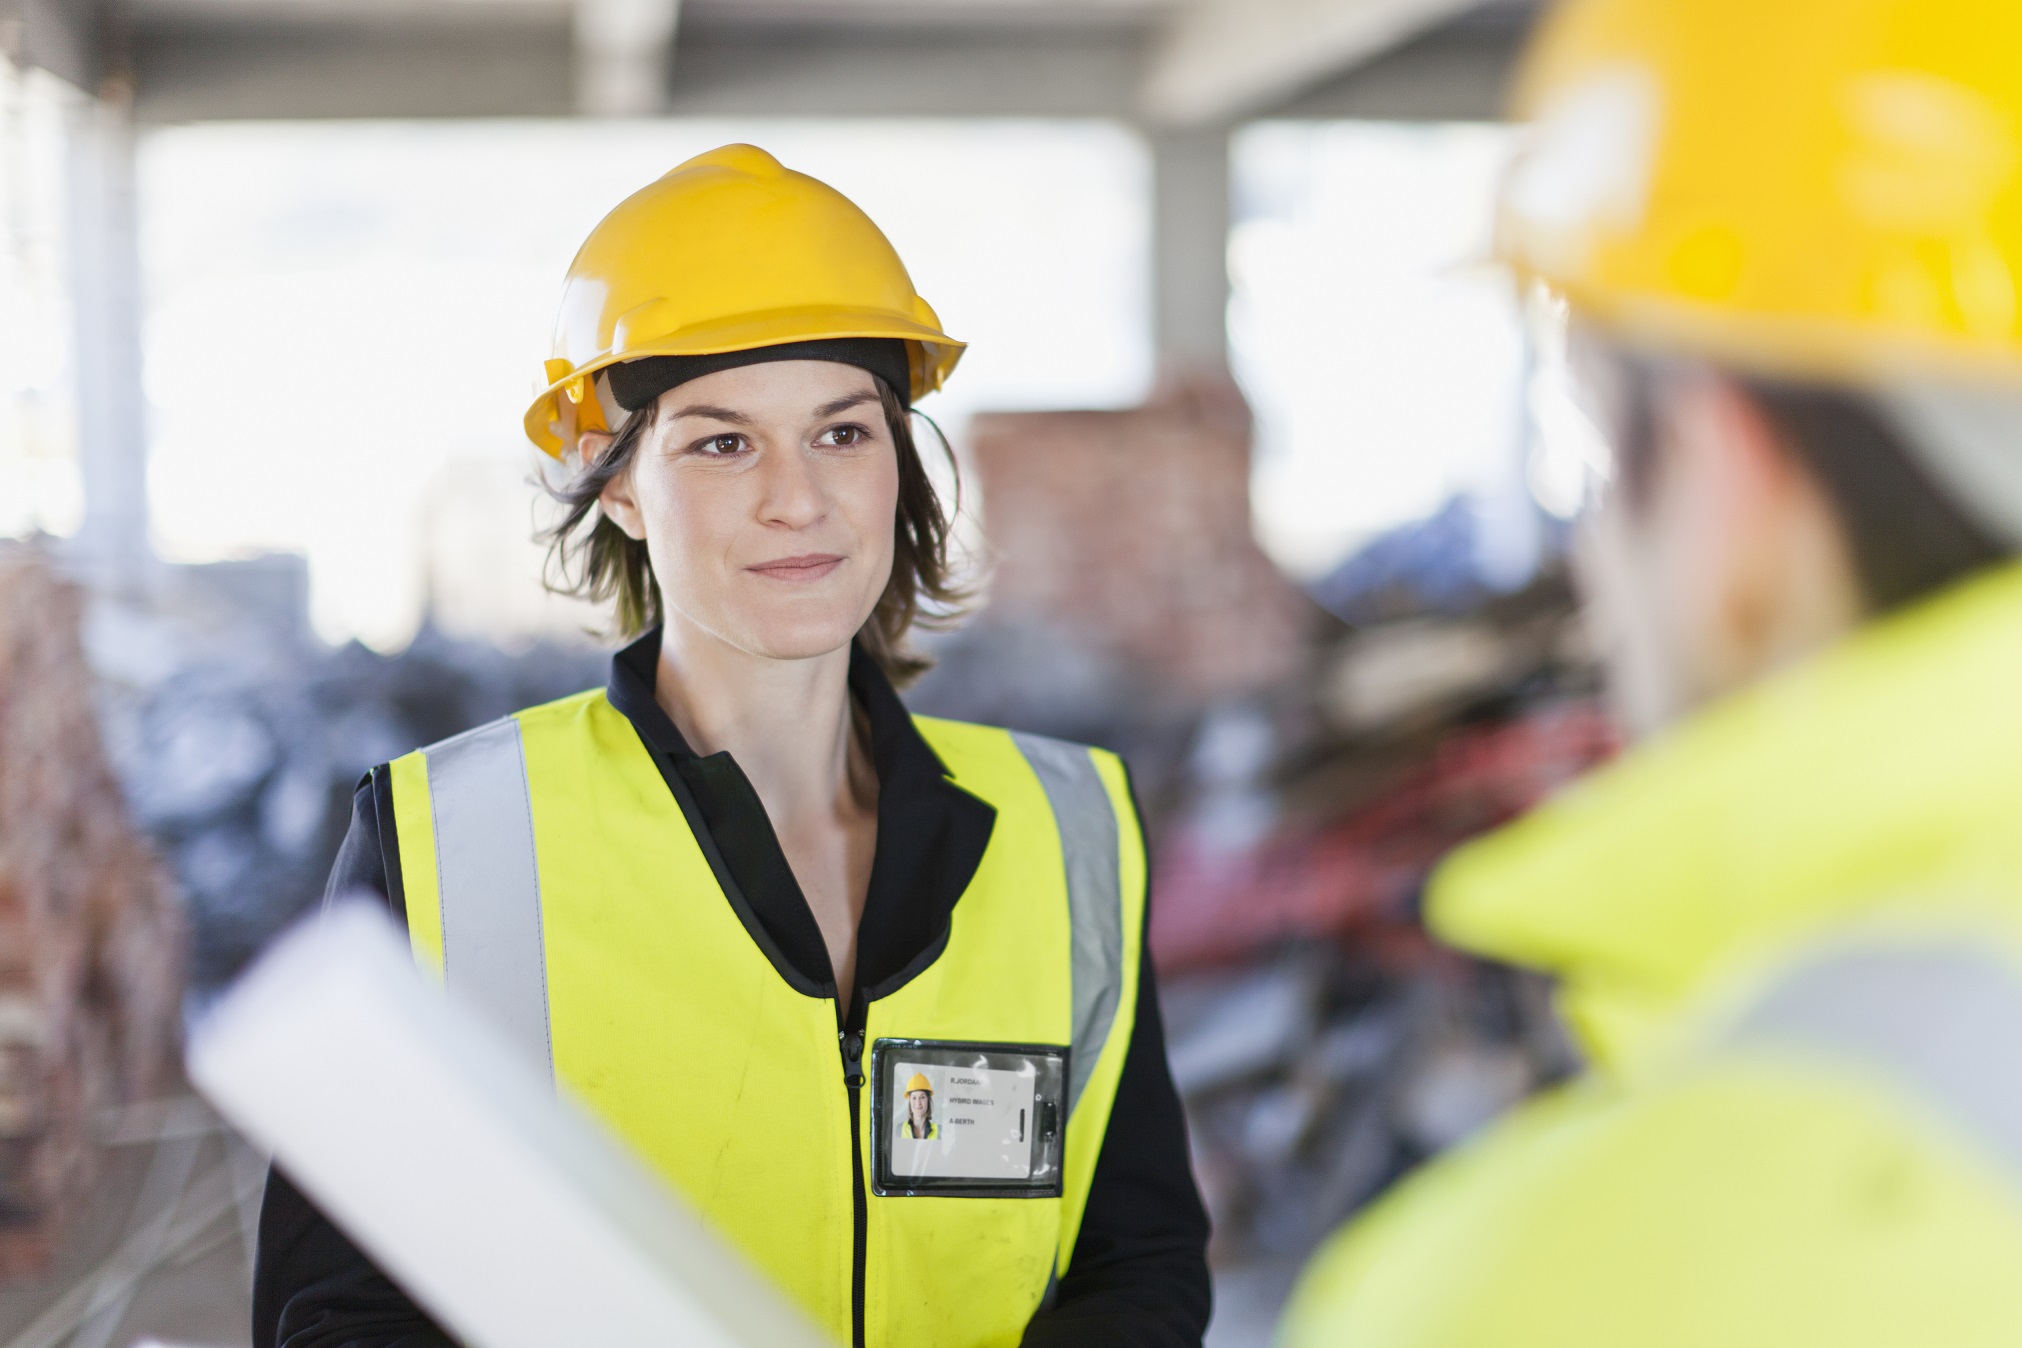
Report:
253,631,1211,1347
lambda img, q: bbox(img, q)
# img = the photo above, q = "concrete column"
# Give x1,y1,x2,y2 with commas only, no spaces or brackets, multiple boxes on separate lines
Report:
65,80,151,595
1148,128,1232,376
574,0,679,116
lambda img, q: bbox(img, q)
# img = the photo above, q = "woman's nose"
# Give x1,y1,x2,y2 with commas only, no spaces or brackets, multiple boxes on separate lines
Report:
756,446,828,528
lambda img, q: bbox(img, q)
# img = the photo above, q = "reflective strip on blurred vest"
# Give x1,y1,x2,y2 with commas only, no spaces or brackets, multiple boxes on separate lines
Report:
386,692,1145,1348
1726,942,2022,1183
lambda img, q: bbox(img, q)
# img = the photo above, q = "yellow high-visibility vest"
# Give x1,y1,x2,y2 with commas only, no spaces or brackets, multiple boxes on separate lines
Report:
1282,560,2022,1346
384,690,1146,1348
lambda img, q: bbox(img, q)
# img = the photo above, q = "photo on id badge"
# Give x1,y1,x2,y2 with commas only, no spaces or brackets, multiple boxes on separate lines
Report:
873,1040,1067,1197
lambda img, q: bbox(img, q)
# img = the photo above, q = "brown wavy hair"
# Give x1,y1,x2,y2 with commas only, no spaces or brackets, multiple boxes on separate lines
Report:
540,376,965,686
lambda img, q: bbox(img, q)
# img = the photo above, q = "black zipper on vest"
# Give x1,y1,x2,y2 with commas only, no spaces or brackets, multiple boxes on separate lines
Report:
840,1017,868,1348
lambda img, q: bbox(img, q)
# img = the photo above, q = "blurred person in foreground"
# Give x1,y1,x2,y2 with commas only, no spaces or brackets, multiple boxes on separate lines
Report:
1283,1,2022,1343
254,145,1208,1348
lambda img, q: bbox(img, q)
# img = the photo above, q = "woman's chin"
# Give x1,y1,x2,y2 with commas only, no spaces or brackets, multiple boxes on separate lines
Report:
733,618,871,665
670,598,876,665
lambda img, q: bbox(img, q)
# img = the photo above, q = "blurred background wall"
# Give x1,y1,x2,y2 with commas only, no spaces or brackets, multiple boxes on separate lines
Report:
0,2,1616,1343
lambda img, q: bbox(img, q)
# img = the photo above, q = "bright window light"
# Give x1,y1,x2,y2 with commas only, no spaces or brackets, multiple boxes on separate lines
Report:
139,119,1151,650
0,58,84,541
1232,121,1532,582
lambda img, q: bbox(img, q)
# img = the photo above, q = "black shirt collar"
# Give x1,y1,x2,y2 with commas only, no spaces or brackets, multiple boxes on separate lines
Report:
604,627,994,1006
608,626,949,783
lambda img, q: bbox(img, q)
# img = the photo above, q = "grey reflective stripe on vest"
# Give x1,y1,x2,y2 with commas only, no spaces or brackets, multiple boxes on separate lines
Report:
425,716,553,1082
1726,943,2022,1182
1011,732,1124,1117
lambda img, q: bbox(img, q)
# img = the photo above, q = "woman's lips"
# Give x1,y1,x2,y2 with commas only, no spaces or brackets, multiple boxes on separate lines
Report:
747,553,845,582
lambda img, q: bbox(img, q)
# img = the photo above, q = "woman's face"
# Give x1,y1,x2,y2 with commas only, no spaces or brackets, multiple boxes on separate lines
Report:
597,360,900,662
908,1090,930,1122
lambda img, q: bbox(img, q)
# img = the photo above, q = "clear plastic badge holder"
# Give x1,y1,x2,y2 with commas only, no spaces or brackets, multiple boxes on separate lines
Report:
871,1039,1068,1198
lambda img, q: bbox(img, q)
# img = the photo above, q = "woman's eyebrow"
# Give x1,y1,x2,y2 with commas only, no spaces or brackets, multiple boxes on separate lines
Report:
667,403,754,426
814,391,879,418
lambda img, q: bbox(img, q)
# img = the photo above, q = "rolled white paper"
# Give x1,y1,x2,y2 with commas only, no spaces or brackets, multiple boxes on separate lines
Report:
188,900,833,1348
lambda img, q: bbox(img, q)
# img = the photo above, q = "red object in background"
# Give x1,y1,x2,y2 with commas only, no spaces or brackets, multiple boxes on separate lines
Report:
1150,703,1620,975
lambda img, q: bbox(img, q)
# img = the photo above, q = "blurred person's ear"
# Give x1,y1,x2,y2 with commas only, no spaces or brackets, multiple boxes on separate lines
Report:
1577,369,1865,734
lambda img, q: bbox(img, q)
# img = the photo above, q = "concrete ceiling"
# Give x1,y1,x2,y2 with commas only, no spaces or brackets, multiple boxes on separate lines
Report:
104,0,1539,124
680,0,1171,26
114,0,1547,32
122,0,1170,26
1147,0,1492,124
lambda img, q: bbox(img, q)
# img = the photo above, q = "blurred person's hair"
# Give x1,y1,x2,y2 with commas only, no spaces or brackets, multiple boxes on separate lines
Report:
540,376,966,686
1608,358,2010,615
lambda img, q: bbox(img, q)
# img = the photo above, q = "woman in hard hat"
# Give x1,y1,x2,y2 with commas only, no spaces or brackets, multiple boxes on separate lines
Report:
254,145,1209,1348
901,1074,936,1140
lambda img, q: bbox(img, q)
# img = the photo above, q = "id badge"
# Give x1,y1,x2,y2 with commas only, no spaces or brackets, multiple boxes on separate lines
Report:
870,1039,1068,1198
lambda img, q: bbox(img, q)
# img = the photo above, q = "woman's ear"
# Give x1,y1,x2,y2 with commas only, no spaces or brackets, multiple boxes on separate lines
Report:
593,436,650,541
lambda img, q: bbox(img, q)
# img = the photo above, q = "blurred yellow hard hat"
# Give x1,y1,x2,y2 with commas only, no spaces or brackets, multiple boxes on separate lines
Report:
524,143,965,456
1499,0,2022,383
905,1073,932,1094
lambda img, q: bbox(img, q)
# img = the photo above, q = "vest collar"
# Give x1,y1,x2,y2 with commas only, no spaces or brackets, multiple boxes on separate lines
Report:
1427,559,2022,1071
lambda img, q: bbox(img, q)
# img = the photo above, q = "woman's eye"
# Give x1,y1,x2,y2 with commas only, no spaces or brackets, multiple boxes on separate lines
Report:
696,434,744,455
822,425,867,447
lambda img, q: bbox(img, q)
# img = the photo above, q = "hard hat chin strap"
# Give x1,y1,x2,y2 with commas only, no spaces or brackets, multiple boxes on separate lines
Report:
1881,384,2022,552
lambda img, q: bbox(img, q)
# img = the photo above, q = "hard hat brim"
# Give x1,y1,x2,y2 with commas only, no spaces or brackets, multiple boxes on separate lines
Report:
1521,266,2022,389
526,304,965,456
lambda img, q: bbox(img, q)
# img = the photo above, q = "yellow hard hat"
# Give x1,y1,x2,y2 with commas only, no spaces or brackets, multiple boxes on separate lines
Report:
1499,0,2022,382
524,143,965,456
904,1073,932,1095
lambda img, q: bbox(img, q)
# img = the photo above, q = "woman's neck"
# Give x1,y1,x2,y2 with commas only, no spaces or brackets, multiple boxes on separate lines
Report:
653,615,880,1008
656,620,857,809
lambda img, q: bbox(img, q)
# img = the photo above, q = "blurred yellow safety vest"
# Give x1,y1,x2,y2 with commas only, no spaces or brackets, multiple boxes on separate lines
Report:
1283,560,2022,1347
384,691,1146,1348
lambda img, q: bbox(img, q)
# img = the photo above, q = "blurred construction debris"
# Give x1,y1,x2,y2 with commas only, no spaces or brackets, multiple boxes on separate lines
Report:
1310,496,1567,627
0,546,184,1282
1167,949,1570,1263
0,548,256,1345
1156,608,1608,1272
1154,612,1609,970
913,374,1325,805
1157,548,1611,1271
963,375,1315,705
3,541,605,1343
84,554,602,999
